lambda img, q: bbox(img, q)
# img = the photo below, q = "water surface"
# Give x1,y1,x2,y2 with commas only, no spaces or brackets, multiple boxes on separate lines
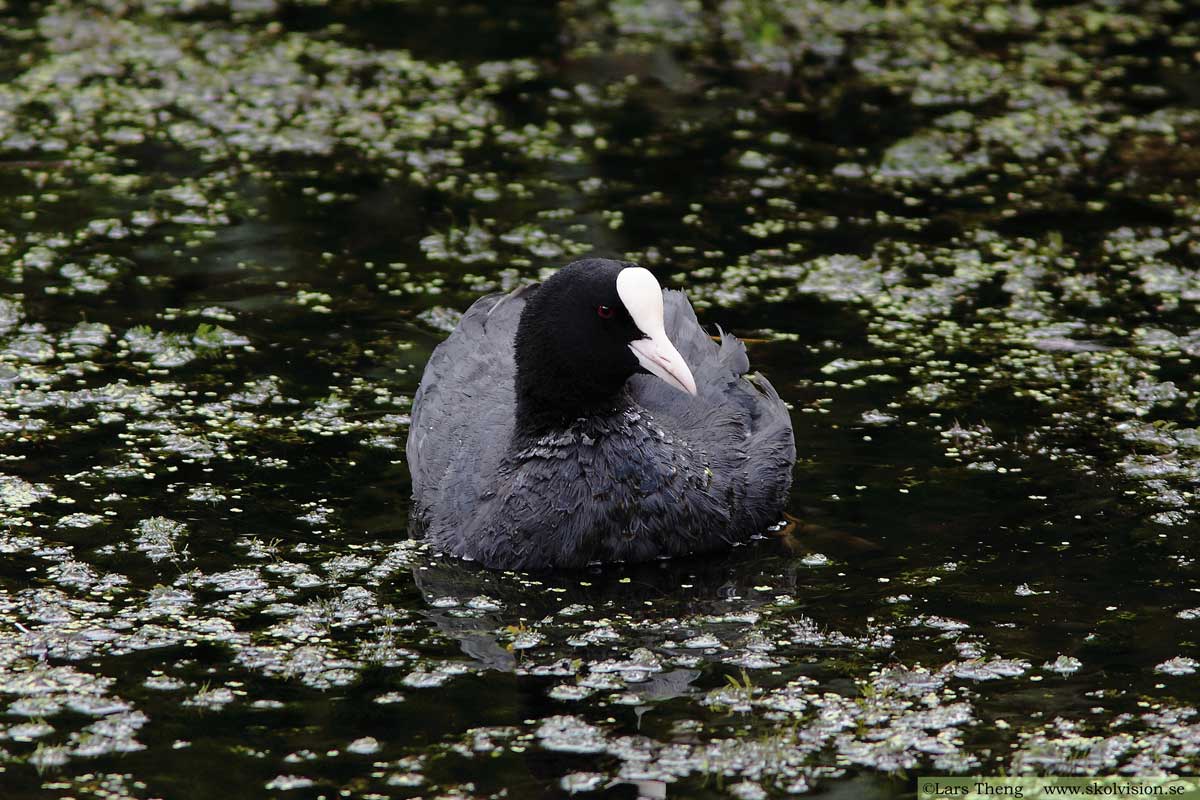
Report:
1,0,1199,797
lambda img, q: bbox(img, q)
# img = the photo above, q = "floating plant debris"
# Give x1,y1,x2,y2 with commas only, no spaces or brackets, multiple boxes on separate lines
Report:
0,0,1198,797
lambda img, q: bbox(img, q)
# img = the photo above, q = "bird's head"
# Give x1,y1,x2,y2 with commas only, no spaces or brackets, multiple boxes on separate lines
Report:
514,258,696,428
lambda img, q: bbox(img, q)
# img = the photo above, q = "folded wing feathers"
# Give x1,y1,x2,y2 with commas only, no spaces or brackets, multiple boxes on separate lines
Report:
407,288,530,513
632,289,794,531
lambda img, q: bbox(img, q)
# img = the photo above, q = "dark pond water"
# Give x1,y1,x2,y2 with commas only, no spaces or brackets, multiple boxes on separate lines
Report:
1,0,1200,798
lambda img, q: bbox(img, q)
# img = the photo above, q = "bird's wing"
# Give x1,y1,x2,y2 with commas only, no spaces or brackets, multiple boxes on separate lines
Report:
630,290,795,529
406,285,537,522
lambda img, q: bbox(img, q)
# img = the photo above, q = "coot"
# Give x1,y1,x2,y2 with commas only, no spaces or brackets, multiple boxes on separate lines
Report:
407,258,795,570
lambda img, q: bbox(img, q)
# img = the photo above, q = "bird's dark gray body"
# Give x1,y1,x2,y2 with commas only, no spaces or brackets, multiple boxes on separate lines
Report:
407,284,795,571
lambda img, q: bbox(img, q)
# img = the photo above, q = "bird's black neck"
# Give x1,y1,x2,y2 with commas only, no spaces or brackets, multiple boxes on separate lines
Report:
513,360,629,441
509,275,639,442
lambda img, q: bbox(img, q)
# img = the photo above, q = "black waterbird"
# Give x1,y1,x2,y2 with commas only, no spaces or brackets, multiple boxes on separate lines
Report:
407,258,795,570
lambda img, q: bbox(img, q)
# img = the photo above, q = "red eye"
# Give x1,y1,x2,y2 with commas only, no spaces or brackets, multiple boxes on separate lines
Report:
597,305,614,319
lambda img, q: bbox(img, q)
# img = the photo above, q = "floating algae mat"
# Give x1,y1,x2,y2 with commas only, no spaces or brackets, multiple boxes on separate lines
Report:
0,0,1199,797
